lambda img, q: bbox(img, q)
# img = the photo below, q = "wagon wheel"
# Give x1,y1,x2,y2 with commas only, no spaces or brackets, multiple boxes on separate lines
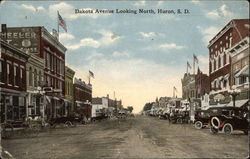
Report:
1,123,14,139
243,130,248,135
177,118,182,124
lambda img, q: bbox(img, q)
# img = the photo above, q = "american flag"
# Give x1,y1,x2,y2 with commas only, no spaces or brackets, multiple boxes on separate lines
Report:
58,11,67,32
187,61,192,69
193,54,199,63
89,70,94,78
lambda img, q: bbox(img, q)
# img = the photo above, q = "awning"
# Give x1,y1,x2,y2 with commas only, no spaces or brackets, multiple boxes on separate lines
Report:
235,65,249,77
225,99,249,107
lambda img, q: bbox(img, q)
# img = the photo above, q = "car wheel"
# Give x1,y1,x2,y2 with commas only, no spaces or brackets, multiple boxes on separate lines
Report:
211,117,220,129
65,121,73,127
210,126,218,134
223,123,233,135
194,121,203,129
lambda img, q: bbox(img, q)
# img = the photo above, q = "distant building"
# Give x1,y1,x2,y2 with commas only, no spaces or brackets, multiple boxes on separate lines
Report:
0,40,29,122
73,78,92,119
195,68,210,99
64,66,75,116
208,19,249,105
181,73,196,102
92,97,108,118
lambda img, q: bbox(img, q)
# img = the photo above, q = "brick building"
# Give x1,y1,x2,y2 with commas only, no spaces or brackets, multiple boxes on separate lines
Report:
0,40,29,122
1,25,67,119
195,68,210,98
73,78,92,119
208,19,249,105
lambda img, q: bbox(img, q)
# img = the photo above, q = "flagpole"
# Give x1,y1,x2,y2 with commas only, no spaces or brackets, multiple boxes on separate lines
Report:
193,56,195,75
57,11,59,40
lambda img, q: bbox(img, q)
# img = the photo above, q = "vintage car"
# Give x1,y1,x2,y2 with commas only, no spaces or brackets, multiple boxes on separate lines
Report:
209,106,249,135
169,109,189,124
194,110,211,129
49,116,85,127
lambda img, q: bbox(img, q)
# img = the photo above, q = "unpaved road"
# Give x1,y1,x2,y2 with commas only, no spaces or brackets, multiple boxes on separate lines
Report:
2,115,249,159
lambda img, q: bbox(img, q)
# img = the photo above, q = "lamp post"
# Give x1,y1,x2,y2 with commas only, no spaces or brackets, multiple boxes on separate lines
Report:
228,86,241,107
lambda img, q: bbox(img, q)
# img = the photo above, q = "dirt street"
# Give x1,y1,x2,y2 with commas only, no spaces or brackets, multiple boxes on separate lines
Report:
2,115,249,159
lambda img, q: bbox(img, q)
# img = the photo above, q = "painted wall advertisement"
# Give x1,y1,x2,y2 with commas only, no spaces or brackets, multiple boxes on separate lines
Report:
0,27,40,54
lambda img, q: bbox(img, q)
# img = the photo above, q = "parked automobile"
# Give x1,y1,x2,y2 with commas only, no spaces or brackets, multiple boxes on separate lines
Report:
169,109,189,124
194,110,211,129
49,116,84,127
209,106,249,135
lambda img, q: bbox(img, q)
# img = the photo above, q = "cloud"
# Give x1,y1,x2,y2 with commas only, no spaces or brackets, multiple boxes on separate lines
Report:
139,32,156,39
59,33,75,41
48,2,108,20
159,43,185,50
66,38,100,50
197,26,219,45
191,0,200,4
112,51,130,58
19,4,45,12
133,0,146,6
98,30,123,46
206,10,220,19
86,52,104,61
206,4,235,20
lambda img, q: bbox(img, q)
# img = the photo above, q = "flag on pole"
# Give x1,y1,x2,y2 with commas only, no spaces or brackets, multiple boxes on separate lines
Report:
193,54,199,63
58,11,67,32
187,61,192,69
89,70,94,78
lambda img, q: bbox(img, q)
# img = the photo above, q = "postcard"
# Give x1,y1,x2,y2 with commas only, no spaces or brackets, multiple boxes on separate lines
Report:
0,0,249,158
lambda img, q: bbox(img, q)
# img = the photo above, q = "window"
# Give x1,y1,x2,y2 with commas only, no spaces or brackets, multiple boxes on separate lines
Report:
20,68,23,88
39,71,42,86
47,53,50,69
218,56,221,68
34,69,37,87
0,61,3,83
14,65,17,86
214,60,216,71
7,63,10,85
223,54,226,65
29,67,33,86
229,37,232,48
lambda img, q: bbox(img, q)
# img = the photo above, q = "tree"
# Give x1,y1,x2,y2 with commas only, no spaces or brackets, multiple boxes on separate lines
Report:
127,106,133,113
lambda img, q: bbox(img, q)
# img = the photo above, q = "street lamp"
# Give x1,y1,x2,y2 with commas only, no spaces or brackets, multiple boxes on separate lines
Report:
228,86,241,107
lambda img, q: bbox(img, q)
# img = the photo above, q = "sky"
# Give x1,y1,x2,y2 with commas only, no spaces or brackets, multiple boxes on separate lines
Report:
0,0,249,113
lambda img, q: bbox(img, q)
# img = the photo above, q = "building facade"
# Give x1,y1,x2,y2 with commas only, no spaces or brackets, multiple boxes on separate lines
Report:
181,73,196,101
26,54,45,118
73,78,92,119
0,40,29,122
64,66,75,116
1,25,67,119
228,36,249,103
208,19,249,105
92,97,108,118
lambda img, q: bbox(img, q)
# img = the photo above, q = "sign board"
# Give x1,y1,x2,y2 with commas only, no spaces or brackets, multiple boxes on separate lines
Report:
0,27,40,54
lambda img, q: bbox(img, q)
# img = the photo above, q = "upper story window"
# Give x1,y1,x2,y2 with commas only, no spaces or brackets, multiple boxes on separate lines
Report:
0,61,3,83
29,67,33,86
7,63,11,85
14,65,18,86
214,60,216,71
34,69,37,87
